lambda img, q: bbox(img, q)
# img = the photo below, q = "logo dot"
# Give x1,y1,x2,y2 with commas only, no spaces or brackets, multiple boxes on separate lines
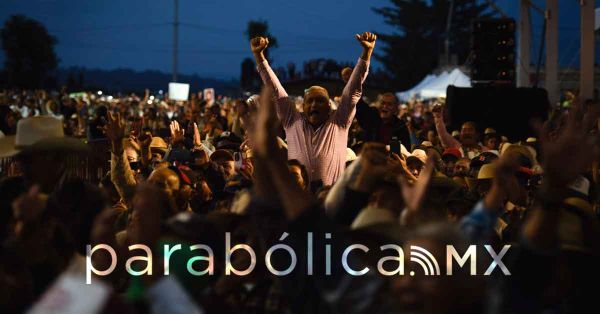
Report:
409,271,415,276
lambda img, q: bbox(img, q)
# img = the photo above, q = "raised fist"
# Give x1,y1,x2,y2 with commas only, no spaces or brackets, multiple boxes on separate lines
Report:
355,32,377,50
250,37,269,54
431,103,443,119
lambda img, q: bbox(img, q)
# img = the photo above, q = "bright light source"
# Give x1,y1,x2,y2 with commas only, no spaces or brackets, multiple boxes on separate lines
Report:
158,90,164,95
107,96,113,100
149,95,155,100
147,100,152,105
97,91,103,95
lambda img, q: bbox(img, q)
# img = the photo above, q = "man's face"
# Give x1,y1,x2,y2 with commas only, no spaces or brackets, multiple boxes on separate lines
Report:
303,89,330,127
288,165,306,189
125,147,139,163
414,103,423,114
427,130,437,144
379,94,398,120
453,159,470,176
399,106,408,117
217,160,236,179
341,68,352,83
443,158,457,176
484,137,498,150
147,168,180,196
460,123,478,146
407,159,424,177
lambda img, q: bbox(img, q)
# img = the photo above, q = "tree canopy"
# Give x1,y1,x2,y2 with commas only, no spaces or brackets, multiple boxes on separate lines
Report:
373,0,494,90
1,15,59,89
241,20,278,92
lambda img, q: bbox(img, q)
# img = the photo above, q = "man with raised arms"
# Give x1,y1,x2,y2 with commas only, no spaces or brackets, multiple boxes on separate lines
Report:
250,32,376,187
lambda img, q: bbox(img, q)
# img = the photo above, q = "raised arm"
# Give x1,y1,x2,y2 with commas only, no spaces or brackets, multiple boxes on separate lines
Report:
523,105,600,251
251,37,298,127
335,32,375,127
106,112,137,203
432,104,461,149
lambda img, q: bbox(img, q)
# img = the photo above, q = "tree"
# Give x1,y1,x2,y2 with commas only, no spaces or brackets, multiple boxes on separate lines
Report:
244,20,278,61
1,15,58,89
373,0,493,90
241,20,278,92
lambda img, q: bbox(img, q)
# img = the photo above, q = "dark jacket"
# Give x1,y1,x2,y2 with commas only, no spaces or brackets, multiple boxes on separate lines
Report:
355,100,410,146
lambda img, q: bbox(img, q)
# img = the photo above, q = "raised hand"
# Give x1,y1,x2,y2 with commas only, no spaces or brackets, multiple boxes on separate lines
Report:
250,37,269,54
128,135,141,152
431,102,443,120
540,102,600,188
355,32,377,50
169,120,185,144
105,112,125,154
138,130,153,149
193,122,202,148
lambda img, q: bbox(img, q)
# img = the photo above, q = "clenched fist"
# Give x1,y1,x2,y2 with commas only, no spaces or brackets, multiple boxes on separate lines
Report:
251,37,269,54
356,32,377,50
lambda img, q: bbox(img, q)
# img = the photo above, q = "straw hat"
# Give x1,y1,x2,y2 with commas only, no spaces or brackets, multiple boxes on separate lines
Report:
406,149,427,164
0,116,88,158
149,137,168,155
484,127,497,135
346,147,357,162
477,163,496,180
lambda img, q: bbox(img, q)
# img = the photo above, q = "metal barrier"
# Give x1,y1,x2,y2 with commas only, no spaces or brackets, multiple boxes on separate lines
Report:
0,139,111,183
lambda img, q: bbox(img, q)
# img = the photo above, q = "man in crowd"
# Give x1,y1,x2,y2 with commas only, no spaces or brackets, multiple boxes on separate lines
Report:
251,31,377,188
351,86,411,147
433,104,489,159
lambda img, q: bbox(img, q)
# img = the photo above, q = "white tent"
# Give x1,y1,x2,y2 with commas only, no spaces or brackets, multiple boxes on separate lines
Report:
397,68,471,100
419,68,471,98
396,74,438,101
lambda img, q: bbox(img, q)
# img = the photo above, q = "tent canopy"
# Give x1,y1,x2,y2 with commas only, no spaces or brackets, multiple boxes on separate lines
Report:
396,74,438,101
397,68,471,101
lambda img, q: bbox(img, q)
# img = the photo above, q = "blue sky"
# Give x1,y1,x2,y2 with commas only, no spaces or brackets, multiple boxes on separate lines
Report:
0,0,589,79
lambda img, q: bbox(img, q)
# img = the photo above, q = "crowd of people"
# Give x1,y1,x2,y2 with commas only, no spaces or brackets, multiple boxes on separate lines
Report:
0,31,599,314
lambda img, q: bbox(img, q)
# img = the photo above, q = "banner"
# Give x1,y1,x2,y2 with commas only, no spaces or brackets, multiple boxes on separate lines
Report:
168,83,190,101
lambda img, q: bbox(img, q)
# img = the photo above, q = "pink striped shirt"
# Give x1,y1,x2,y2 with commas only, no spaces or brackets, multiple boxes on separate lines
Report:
257,58,369,186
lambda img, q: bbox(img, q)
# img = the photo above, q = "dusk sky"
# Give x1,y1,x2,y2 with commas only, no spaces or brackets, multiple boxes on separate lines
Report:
0,0,588,80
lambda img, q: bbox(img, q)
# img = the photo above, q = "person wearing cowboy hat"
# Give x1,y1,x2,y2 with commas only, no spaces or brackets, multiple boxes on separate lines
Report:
403,149,428,178
0,116,89,192
0,116,105,300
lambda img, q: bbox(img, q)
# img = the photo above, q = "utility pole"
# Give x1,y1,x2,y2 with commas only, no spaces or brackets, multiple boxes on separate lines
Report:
545,0,559,106
173,0,179,82
444,0,454,66
517,0,531,87
580,0,595,101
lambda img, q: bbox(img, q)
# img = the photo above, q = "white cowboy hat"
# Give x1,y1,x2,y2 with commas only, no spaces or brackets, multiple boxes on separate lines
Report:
0,116,89,158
